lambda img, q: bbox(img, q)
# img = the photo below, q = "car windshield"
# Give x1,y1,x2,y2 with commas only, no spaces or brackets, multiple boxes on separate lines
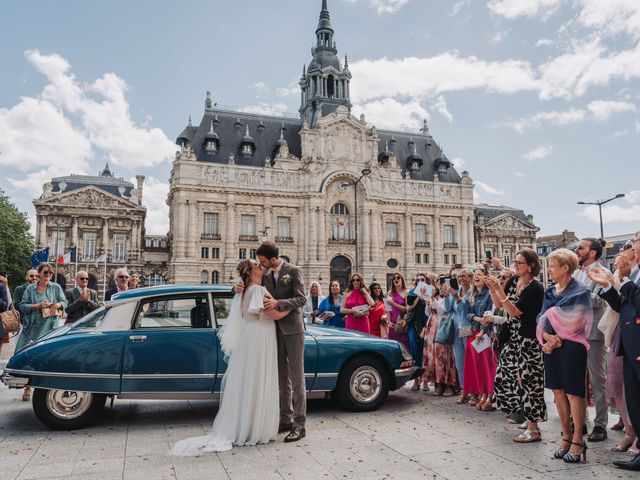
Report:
72,307,109,329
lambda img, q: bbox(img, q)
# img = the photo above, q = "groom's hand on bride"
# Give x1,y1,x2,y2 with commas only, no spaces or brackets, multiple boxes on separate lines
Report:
234,280,245,294
264,297,279,311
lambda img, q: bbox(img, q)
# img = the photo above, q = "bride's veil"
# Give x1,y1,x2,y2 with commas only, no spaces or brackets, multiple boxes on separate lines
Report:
217,292,245,363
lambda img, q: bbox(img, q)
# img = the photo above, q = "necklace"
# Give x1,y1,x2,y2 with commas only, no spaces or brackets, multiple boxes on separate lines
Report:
516,278,533,297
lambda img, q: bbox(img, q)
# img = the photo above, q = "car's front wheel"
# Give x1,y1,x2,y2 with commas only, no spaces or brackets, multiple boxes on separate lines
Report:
32,388,106,430
334,355,390,412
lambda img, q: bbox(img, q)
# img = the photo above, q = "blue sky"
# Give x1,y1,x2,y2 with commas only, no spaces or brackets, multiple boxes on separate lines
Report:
1,0,639,238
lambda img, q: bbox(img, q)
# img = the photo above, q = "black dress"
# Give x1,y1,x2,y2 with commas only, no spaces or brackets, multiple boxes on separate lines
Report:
541,283,588,398
493,280,547,423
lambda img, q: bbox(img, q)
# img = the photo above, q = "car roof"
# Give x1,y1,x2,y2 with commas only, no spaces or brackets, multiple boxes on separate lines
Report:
109,284,234,304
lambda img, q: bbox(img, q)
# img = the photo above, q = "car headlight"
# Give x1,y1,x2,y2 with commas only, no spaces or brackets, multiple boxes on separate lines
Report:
399,343,413,361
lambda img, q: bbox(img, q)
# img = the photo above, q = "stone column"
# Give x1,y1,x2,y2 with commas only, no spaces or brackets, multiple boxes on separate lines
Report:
102,218,109,257
363,207,370,264
297,207,305,265
303,200,310,265
318,207,326,263
189,202,197,259
225,195,236,260
263,206,272,239
433,214,441,269
39,215,48,247
404,211,412,272
468,216,475,263
461,216,469,265
71,216,78,247
309,204,318,263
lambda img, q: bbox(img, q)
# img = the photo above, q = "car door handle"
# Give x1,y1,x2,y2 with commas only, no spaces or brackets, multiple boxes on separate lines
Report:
129,335,147,343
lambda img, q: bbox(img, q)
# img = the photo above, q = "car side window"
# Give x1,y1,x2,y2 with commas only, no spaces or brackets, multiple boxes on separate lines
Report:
134,294,211,329
212,296,233,327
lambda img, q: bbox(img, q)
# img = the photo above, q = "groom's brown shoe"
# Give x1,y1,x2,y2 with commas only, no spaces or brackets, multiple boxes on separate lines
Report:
278,423,293,434
284,426,306,443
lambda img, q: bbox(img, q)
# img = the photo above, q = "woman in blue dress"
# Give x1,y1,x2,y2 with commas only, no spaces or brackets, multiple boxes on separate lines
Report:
317,280,345,328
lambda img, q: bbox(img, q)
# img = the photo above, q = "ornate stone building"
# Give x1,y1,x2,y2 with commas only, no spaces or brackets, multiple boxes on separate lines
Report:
474,204,539,267
168,1,477,290
33,165,169,296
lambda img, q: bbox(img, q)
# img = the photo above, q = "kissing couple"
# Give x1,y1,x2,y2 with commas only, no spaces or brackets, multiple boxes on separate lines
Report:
171,242,307,455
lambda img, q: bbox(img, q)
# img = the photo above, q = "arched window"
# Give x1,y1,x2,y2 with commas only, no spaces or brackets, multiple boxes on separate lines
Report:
327,75,335,98
212,270,219,284
280,256,290,263
200,270,208,284
331,203,350,241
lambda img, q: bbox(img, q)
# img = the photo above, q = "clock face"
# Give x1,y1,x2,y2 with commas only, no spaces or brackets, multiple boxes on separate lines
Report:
336,182,348,193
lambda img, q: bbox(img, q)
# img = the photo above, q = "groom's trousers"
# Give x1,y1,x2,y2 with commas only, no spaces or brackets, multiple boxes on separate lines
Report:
276,329,306,428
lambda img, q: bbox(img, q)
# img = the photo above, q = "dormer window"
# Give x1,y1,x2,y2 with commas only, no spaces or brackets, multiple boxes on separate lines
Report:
411,160,421,171
438,162,448,173
242,144,253,155
206,140,218,153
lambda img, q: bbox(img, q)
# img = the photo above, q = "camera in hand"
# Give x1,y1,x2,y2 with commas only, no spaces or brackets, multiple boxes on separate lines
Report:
440,276,459,291
485,250,492,260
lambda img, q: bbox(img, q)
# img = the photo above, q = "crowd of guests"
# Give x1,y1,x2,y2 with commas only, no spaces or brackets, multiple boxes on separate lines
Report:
0,264,140,401
301,235,640,471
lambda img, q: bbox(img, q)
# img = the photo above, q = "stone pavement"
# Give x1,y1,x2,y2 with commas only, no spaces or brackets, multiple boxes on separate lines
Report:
0,376,638,480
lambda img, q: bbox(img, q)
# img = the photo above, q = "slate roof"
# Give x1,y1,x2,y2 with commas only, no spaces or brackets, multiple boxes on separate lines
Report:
50,164,135,198
475,204,531,223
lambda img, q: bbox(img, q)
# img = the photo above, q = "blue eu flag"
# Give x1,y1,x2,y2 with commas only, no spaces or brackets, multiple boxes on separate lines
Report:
31,247,50,268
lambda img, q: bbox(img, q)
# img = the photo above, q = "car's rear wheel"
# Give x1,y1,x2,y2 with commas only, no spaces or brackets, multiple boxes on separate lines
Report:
334,355,390,412
32,388,106,430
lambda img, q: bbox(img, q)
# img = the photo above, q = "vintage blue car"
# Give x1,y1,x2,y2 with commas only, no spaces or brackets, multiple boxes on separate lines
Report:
1,285,418,430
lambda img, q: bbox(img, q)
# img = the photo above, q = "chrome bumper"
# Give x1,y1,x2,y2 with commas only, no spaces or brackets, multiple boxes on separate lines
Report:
394,366,419,385
1,371,29,388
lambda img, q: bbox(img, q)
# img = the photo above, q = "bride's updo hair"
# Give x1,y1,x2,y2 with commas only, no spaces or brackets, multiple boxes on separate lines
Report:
237,259,254,288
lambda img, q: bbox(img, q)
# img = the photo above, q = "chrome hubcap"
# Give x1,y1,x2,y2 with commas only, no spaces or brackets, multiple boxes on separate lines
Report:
46,390,92,420
350,366,382,403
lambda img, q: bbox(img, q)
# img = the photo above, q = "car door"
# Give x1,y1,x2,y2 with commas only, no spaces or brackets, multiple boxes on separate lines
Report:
121,292,218,393
210,293,319,392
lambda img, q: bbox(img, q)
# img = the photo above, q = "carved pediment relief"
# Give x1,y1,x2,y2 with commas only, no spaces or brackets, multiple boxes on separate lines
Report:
38,186,138,210
484,214,534,231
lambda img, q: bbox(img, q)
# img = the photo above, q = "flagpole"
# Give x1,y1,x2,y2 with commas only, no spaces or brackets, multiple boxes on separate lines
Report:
102,252,107,303
74,246,78,280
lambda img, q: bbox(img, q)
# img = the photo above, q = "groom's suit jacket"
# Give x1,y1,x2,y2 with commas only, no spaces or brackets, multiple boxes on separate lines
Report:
263,262,306,335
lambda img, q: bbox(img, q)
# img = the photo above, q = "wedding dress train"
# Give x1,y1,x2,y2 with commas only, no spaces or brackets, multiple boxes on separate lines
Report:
170,285,279,455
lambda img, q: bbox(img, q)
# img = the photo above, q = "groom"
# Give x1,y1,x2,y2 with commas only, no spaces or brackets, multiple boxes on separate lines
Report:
240,241,307,442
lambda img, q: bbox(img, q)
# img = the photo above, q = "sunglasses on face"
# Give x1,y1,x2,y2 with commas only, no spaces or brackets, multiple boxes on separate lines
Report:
575,245,586,251
28,275,37,278
512,261,526,266
118,275,129,280
42,271,52,276
622,244,633,251
351,278,362,283
499,275,508,280
78,277,89,281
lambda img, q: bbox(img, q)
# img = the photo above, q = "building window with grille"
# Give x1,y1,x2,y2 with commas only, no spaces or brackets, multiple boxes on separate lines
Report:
240,215,256,236
201,247,209,259
250,248,257,259
444,254,449,264
503,249,511,267
239,248,247,259
416,224,428,243
113,234,126,261
330,203,350,241
424,253,430,264
212,271,219,284
415,253,421,264
203,213,219,235
452,254,457,265
200,270,208,284
277,216,292,239
212,247,220,259
444,225,455,244
83,233,96,260
386,222,399,241
52,231,66,257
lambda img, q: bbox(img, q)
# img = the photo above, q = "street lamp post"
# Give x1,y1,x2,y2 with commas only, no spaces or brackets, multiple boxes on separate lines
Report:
342,168,372,274
577,193,625,239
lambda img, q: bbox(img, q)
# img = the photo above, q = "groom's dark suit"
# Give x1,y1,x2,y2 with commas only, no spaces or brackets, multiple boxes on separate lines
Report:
263,261,307,428
600,270,640,443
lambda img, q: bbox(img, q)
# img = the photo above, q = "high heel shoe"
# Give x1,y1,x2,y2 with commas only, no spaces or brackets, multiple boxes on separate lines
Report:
563,439,587,463
553,438,572,459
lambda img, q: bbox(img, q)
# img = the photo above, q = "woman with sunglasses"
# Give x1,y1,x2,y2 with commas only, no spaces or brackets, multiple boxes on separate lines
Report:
368,282,388,338
16,262,67,401
386,273,411,350
341,274,375,333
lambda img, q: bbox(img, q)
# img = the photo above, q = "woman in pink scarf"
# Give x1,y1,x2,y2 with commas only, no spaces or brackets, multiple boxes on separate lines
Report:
537,249,592,464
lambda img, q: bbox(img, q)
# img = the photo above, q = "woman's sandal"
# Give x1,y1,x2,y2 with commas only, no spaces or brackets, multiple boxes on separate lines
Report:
514,429,542,443
563,440,587,463
456,394,470,404
611,420,624,431
22,388,31,402
467,395,479,407
611,435,636,453
553,438,572,459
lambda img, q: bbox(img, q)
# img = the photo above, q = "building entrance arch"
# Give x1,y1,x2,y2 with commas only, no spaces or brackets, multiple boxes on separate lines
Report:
330,255,352,291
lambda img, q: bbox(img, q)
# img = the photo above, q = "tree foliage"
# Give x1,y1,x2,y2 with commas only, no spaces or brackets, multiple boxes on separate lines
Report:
0,189,34,287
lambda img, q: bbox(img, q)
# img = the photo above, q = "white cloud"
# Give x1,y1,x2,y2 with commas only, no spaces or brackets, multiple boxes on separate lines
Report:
8,165,85,197
494,108,586,133
522,144,553,162
535,38,555,47
253,81,269,96
490,30,510,44
138,176,169,235
487,0,563,20
430,95,453,122
475,180,506,196
579,191,640,224
587,99,636,121
450,0,470,17
343,0,411,14
515,172,527,178
238,103,290,117
577,0,640,39
611,129,629,138
451,157,466,170
350,54,537,103
276,81,298,97
352,98,428,129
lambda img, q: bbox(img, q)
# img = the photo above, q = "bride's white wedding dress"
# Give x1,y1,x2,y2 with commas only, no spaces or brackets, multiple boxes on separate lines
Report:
170,284,279,455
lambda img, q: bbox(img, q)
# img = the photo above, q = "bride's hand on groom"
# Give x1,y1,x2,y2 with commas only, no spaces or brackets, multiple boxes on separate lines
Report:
234,280,245,294
263,296,279,311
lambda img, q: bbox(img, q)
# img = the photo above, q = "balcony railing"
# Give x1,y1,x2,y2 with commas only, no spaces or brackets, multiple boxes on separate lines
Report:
385,240,402,247
201,233,221,240
328,238,355,245
275,236,294,243
238,235,259,242
415,241,431,248
443,242,459,248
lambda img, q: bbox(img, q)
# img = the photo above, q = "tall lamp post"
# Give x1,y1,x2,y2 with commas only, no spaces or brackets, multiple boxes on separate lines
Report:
342,168,372,274
577,193,625,239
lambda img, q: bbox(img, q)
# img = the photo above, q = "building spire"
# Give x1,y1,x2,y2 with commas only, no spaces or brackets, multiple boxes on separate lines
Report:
316,0,334,36
100,162,113,177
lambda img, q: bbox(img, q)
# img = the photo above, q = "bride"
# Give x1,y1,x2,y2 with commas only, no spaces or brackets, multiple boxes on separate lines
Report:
170,259,289,455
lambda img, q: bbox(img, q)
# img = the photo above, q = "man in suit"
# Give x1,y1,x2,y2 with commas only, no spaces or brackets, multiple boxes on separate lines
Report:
591,232,640,470
64,271,99,323
238,241,307,442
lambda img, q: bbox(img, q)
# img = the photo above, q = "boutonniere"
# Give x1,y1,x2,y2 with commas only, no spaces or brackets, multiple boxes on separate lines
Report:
281,274,292,286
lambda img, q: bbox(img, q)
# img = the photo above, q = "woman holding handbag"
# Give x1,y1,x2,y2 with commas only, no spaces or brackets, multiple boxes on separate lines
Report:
386,273,410,350
340,273,375,333
406,275,429,390
17,263,67,401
